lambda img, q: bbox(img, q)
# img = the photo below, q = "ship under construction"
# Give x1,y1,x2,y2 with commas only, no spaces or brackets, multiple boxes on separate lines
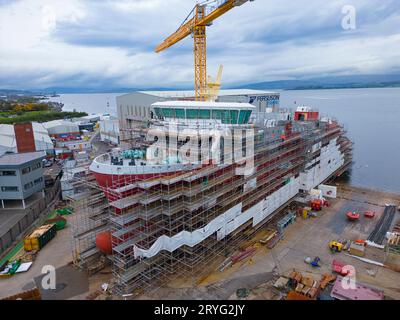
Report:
69,0,352,297
74,99,353,296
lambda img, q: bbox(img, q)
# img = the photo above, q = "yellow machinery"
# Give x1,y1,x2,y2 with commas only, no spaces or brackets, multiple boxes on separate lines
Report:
329,241,343,253
155,0,253,101
24,224,57,252
206,65,223,101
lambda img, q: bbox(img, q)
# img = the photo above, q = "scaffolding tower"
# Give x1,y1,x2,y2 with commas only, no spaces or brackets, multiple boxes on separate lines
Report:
68,169,111,271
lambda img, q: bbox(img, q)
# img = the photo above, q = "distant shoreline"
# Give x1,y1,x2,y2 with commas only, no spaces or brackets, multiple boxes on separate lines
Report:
1,83,399,96
286,84,400,91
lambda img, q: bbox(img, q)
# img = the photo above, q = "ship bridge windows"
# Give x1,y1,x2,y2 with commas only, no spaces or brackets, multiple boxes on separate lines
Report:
154,108,185,119
238,110,252,124
175,109,185,118
211,109,239,124
186,109,210,119
198,109,211,119
154,108,163,118
186,109,198,119
153,107,252,124
162,108,174,118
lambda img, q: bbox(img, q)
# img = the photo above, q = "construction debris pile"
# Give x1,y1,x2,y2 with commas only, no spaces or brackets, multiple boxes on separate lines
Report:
270,271,337,300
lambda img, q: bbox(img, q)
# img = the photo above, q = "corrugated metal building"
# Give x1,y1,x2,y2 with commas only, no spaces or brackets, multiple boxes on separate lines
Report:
0,123,54,155
43,120,80,136
100,116,120,145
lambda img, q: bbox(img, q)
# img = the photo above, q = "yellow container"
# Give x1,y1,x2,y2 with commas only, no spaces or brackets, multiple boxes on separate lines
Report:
24,224,57,252
23,237,39,251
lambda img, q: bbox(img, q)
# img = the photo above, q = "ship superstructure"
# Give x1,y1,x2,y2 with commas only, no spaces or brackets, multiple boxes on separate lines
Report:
89,101,352,294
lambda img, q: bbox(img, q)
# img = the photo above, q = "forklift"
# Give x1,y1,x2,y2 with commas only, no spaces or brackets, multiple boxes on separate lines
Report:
329,241,343,253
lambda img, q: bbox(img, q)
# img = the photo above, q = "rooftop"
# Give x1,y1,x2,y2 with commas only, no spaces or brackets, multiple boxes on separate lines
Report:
0,151,46,166
0,123,53,151
120,89,280,99
152,100,256,109
80,114,100,120
42,119,79,129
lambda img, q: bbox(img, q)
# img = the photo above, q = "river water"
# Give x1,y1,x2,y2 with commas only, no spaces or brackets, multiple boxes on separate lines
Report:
50,88,400,193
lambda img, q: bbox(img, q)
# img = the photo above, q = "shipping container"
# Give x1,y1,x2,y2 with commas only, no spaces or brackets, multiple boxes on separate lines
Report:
24,224,57,252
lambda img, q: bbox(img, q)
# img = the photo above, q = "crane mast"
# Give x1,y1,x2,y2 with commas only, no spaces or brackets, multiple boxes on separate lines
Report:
155,0,253,101
194,5,207,100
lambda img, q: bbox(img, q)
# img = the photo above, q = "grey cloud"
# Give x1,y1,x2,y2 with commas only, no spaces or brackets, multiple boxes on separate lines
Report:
0,0,399,89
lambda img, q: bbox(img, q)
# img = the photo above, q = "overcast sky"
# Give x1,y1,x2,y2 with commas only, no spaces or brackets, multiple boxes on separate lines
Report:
0,0,399,90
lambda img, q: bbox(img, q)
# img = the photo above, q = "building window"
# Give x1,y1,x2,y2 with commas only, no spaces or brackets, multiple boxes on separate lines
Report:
24,182,34,190
238,110,252,124
22,167,31,175
1,186,18,192
0,170,16,176
31,162,42,171
34,177,43,185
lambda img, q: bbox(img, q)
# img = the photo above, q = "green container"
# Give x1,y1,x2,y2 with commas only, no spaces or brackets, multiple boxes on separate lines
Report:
56,208,72,216
45,216,67,230
38,224,57,250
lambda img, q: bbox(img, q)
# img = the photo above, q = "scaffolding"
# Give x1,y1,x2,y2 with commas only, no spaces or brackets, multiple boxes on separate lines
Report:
67,110,353,297
68,169,111,271
103,114,353,296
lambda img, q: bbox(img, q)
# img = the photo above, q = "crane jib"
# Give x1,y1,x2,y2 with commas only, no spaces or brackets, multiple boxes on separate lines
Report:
155,0,254,100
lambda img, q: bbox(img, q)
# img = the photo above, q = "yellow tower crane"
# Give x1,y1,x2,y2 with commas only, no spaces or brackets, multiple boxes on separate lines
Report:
155,0,254,101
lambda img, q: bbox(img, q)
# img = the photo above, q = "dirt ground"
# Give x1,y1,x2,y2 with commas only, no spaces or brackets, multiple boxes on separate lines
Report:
1,184,399,300
0,135,114,300
0,215,75,299
147,184,400,300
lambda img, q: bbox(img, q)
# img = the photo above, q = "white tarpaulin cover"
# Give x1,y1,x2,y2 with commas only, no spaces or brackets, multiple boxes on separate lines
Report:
15,262,33,273
318,184,337,198
134,203,242,258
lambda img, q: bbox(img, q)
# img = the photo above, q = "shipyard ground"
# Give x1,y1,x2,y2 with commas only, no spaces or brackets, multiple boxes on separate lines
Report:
0,184,399,300
144,184,400,300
